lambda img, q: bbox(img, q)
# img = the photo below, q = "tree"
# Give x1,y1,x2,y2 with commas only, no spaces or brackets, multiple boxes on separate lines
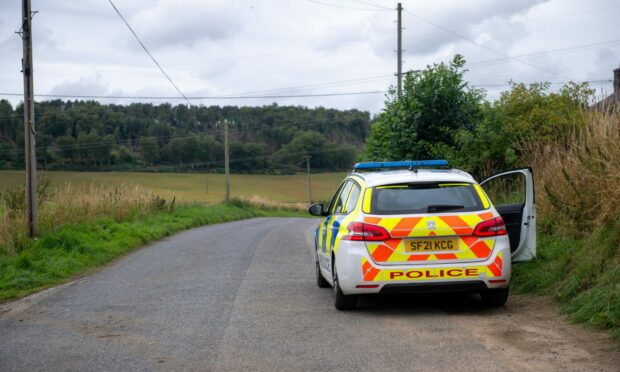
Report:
230,142,267,172
0,143,16,168
495,81,593,142
140,139,159,166
445,81,594,177
0,100,371,172
77,131,102,165
55,135,76,164
363,55,484,161
163,136,199,167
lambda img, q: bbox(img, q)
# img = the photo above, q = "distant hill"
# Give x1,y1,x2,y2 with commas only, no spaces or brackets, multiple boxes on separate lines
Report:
0,100,371,173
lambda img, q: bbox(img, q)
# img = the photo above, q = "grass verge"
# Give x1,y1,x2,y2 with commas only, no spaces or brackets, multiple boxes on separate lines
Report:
0,201,309,302
512,222,620,339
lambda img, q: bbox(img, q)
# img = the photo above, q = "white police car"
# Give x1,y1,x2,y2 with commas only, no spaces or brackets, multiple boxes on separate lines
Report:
309,160,536,310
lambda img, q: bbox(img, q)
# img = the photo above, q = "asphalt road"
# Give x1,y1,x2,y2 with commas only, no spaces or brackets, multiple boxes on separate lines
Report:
1,218,618,371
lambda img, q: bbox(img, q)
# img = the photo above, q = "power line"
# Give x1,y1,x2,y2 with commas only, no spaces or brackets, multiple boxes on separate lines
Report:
471,79,611,87
0,118,370,156
0,77,612,107
466,39,620,67
400,9,573,81
0,90,388,100
107,0,191,106
345,1,577,81
220,74,393,97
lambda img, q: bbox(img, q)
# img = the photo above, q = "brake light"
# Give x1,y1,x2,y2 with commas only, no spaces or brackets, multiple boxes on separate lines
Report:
473,217,507,237
342,222,391,241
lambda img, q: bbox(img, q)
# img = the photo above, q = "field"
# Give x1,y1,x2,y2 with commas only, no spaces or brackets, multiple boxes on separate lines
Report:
0,171,346,205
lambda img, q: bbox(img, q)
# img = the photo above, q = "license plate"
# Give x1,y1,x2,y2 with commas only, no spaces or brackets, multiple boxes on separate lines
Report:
406,238,458,252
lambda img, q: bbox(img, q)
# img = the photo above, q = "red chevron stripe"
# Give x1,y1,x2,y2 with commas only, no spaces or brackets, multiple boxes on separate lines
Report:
470,241,492,258
391,217,422,237
371,244,393,262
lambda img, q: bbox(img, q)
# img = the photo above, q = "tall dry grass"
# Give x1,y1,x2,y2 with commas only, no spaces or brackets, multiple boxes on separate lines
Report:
234,195,307,211
0,182,175,253
520,109,620,235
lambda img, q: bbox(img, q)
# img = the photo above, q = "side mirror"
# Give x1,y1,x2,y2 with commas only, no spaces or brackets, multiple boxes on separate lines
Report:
308,203,326,217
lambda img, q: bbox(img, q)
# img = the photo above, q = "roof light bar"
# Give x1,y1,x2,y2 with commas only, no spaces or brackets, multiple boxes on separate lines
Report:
353,160,449,170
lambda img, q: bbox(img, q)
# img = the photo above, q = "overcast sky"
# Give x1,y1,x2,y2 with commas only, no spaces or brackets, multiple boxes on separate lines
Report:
0,0,618,113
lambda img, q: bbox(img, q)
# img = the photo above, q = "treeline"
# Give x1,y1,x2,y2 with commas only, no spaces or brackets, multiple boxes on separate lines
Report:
0,101,370,173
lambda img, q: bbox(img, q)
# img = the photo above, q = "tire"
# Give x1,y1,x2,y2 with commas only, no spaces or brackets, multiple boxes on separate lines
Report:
332,260,357,310
316,254,330,288
480,287,509,307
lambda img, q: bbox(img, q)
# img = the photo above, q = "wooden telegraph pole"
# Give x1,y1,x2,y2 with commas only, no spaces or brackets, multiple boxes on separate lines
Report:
396,2,403,98
305,155,312,204
20,0,38,237
224,119,230,202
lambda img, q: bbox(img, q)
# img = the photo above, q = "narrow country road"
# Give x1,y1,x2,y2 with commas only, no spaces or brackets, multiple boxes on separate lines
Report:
1,218,618,371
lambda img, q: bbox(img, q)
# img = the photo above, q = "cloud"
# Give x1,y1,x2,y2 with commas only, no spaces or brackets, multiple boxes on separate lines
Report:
1,0,618,112
130,0,247,49
49,76,119,97
371,0,550,56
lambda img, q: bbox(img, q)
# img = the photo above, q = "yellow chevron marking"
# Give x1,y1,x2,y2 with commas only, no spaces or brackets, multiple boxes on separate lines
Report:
474,184,491,209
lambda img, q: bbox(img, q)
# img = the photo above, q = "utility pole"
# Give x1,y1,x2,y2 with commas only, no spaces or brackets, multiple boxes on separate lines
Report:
305,155,312,204
224,119,230,202
396,2,403,99
20,0,38,237
205,170,209,194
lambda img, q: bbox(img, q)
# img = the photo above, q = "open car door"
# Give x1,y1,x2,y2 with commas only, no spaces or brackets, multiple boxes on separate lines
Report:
480,168,536,261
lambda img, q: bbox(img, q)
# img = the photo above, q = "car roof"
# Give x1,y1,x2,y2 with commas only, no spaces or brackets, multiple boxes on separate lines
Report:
350,169,476,187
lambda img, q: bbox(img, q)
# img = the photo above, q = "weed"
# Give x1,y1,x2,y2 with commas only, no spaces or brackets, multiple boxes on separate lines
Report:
0,182,175,253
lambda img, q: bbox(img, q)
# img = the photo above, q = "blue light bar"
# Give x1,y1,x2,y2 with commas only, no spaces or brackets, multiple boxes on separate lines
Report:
353,159,449,170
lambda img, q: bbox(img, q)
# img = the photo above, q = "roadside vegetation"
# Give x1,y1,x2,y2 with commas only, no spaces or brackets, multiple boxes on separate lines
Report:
364,55,619,338
513,110,620,338
0,181,307,301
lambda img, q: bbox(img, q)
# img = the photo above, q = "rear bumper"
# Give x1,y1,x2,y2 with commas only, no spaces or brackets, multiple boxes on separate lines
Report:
380,281,487,294
335,237,511,295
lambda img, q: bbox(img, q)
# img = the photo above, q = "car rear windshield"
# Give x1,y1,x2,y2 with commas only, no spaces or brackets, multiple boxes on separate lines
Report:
370,182,484,215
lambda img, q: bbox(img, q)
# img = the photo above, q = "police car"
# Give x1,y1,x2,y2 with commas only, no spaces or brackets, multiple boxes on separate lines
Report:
308,160,536,310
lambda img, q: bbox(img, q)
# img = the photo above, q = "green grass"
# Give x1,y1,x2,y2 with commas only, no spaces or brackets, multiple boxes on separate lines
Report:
0,202,310,302
512,220,620,339
0,170,346,204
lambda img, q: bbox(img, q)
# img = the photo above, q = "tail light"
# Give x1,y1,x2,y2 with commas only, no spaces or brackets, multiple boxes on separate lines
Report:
342,222,391,241
473,217,507,237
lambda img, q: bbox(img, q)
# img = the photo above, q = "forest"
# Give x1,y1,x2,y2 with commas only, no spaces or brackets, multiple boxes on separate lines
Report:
0,101,370,173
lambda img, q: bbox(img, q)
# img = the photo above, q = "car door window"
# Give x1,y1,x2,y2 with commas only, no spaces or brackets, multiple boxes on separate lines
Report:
331,181,353,214
327,182,347,215
344,183,361,214
482,172,526,206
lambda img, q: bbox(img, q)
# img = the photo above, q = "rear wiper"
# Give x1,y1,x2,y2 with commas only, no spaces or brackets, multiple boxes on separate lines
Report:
426,204,464,213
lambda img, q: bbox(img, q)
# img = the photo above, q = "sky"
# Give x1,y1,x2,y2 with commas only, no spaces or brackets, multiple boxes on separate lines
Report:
0,0,618,113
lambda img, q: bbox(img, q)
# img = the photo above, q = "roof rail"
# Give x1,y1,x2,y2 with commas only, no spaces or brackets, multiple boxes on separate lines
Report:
353,160,449,171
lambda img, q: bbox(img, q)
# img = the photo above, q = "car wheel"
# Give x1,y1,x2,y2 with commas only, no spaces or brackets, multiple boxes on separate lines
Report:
316,254,330,288
480,287,509,307
332,260,356,310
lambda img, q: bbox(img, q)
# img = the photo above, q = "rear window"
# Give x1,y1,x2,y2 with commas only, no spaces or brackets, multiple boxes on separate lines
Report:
371,182,484,215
